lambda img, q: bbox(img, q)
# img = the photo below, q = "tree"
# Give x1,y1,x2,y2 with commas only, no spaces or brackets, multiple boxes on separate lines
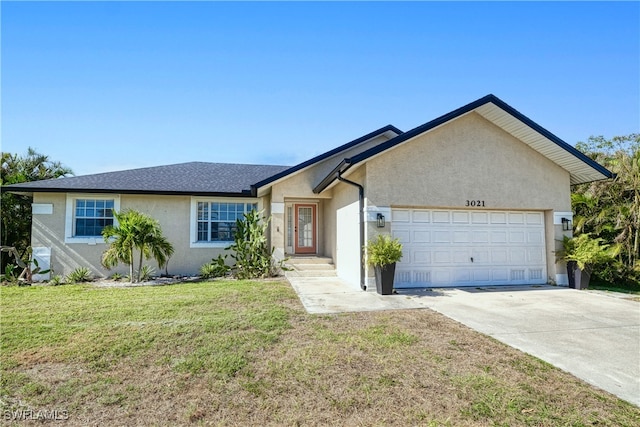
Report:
573,134,640,284
1,148,73,272
101,210,174,283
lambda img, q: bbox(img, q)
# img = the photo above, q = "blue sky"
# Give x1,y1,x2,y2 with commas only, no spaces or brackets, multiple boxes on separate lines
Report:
2,1,639,176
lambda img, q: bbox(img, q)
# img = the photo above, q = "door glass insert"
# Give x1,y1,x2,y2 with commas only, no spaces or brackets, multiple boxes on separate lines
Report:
297,207,313,248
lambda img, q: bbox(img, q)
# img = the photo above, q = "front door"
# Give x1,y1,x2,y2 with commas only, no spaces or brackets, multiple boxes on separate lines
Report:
294,204,316,254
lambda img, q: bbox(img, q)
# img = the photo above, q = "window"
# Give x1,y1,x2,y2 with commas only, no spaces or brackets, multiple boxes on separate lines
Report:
196,202,257,242
74,199,115,236
65,194,120,243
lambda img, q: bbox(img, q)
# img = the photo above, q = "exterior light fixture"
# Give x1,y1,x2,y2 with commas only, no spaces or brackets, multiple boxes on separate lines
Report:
377,213,385,228
561,217,572,231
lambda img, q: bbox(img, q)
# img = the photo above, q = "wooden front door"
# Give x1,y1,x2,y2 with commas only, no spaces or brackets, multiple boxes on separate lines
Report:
294,204,316,254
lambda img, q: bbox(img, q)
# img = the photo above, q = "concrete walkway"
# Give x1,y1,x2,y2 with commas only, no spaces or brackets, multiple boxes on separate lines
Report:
286,274,640,406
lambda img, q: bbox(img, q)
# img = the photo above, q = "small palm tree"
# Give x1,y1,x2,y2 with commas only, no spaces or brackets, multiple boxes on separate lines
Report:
101,210,174,283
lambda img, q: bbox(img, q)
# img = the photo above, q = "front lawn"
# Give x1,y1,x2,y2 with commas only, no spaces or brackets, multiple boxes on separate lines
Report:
1,281,638,426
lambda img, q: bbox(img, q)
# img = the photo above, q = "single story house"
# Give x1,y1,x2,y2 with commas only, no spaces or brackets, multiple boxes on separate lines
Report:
5,95,612,289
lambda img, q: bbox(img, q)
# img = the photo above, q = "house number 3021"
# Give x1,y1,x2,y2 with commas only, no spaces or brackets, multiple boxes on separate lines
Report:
465,200,485,207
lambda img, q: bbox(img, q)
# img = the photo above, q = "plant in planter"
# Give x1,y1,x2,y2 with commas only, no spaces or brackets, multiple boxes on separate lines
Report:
365,234,403,295
558,234,619,289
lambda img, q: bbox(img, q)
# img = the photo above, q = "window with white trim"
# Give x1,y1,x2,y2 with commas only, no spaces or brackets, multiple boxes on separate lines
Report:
64,194,120,243
74,199,115,236
196,201,257,242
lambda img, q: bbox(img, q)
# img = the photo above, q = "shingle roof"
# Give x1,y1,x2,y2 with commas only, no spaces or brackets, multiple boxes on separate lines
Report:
4,162,290,196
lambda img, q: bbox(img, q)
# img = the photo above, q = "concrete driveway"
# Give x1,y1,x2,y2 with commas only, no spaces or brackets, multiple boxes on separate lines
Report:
287,276,640,406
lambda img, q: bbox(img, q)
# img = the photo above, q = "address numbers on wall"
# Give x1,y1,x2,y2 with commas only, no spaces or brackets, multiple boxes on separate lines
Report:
465,200,486,207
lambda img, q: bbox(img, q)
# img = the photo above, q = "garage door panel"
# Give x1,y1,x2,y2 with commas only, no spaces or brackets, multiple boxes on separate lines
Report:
509,231,526,243
491,230,508,243
474,270,491,282
392,208,546,288
471,249,489,263
412,210,431,222
433,211,450,223
454,269,471,282
413,230,430,243
433,231,450,243
453,250,470,263
510,248,526,263
412,250,431,264
433,251,451,263
392,229,411,244
526,212,543,224
472,231,489,243
452,211,470,223
528,231,543,244
472,212,489,224
392,210,410,222
509,213,525,224
453,231,470,243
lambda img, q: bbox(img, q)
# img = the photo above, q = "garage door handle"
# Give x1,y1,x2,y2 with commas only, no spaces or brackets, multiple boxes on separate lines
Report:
470,257,474,263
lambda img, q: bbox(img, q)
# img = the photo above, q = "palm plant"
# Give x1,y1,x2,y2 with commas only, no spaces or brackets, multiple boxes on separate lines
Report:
101,210,174,283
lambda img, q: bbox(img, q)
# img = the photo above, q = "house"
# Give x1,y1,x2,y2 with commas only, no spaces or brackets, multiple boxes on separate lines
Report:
5,95,612,289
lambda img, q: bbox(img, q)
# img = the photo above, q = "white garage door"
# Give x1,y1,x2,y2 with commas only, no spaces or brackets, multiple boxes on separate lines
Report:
391,209,546,288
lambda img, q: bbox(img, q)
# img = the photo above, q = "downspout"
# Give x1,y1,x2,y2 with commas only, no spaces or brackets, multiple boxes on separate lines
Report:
337,171,366,291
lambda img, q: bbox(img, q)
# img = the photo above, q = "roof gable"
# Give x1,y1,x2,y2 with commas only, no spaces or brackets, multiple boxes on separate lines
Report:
251,125,402,193
314,94,613,193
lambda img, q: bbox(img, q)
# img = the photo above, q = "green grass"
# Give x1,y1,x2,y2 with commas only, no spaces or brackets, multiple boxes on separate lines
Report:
1,280,639,426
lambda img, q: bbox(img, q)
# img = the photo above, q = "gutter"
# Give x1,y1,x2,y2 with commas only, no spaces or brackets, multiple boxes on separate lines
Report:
336,171,366,291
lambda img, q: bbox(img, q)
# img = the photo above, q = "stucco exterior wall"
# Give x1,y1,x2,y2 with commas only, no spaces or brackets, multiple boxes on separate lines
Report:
363,112,572,284
365,112,571,210
31,193,261,278
324,168,364,277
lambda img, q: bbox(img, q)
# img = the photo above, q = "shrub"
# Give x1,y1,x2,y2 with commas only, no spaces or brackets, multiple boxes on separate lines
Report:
365,234,403,267
200,255,231,279
227,210,288,279
110,273,123,281
49,275,65,286
559,234,620,272
137,265,156,282
66,267,92,283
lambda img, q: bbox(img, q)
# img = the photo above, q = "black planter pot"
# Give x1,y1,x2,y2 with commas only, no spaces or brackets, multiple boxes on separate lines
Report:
567,261,578,288
567,261,592,290
374,263,396,295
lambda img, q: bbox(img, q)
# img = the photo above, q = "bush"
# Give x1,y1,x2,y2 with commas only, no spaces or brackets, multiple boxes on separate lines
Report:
137,265,156,282
66,267,92,283
49,275,65,286
365,234,403,267
559,234,619,272
228,210,287,279
200,255,230,279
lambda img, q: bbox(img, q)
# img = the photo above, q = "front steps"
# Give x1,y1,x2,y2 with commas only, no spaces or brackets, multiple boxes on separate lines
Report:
285,256,336,278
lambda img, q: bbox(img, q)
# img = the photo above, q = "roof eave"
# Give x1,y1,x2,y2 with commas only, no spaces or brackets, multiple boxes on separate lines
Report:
2,186,257,198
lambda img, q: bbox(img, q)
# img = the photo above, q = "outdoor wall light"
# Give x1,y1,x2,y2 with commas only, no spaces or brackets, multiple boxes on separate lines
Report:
377,213,385,228
561,217,572,231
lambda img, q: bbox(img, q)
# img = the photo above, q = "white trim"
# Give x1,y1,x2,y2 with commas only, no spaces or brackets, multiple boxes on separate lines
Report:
189,196,259,248
553,211,573,225
271,202,285,214
64,194,120,244
364,205,391,222
32,203,53,215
